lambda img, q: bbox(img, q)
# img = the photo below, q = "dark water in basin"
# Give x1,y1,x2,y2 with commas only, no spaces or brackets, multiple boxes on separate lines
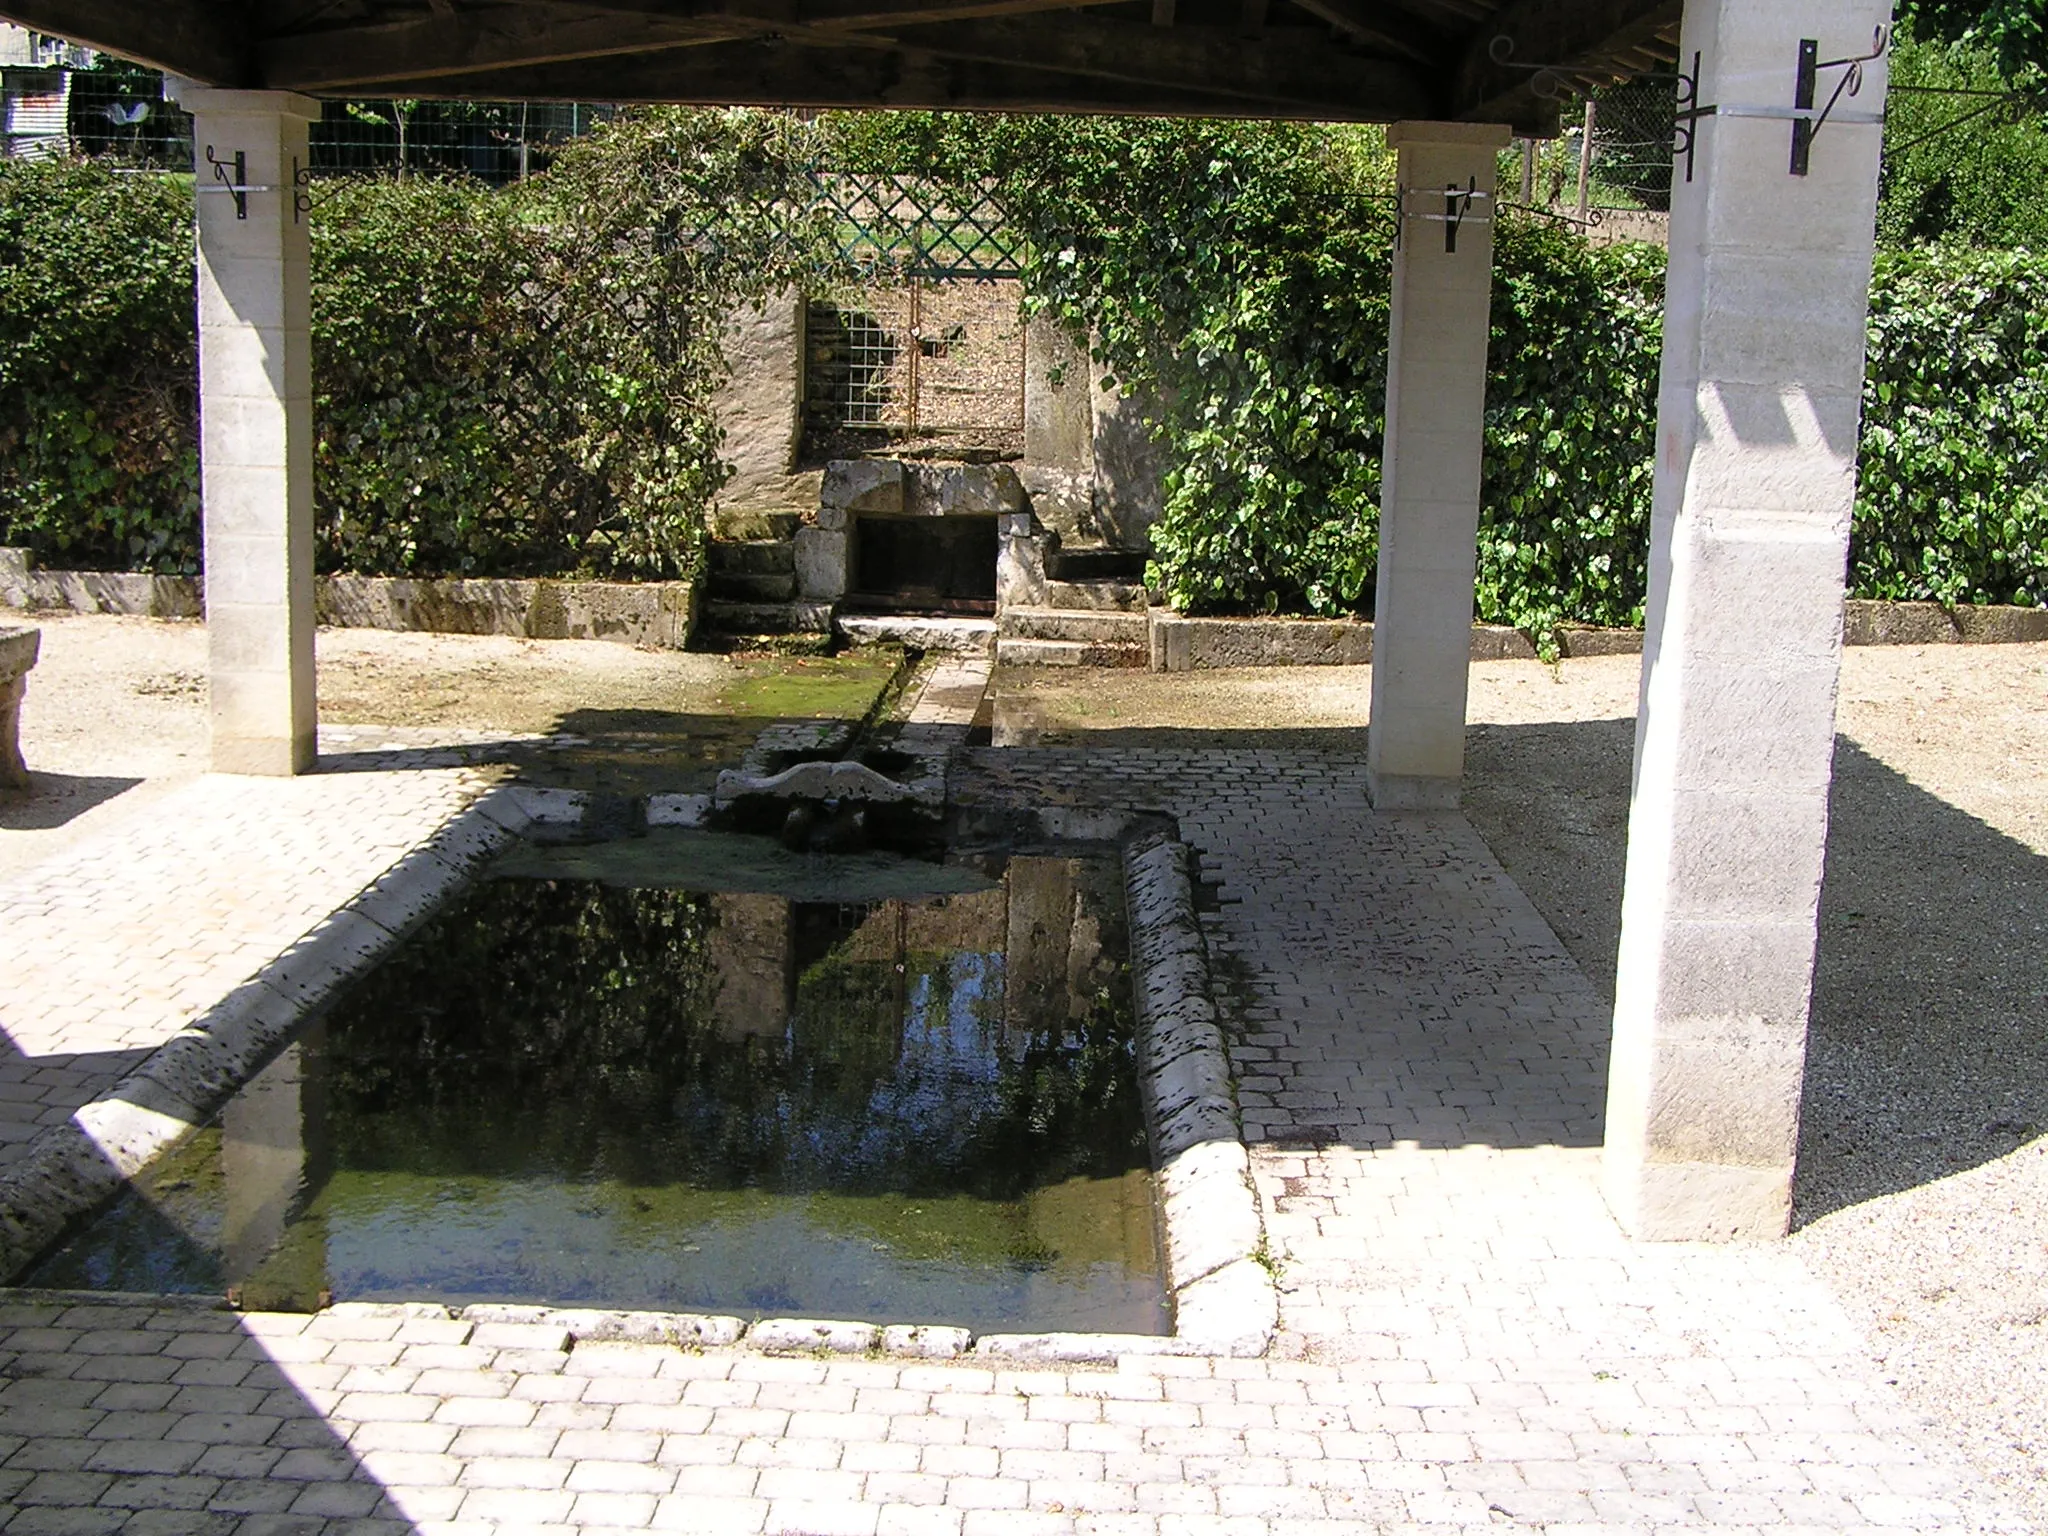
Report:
26,834,1166,1333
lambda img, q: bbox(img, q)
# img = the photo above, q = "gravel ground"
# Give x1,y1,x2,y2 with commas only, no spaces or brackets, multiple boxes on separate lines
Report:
7,618,2047,1520
0,616,896,879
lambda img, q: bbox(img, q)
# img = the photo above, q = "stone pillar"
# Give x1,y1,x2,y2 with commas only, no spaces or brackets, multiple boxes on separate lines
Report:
1365,122,1509,811
169,84,322,776
1602,0,1889,1240
0,625,39,793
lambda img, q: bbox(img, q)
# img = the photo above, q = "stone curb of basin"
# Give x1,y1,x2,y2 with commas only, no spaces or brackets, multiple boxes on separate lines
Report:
0,780,540,1284
0,1295,1214,1368
1121,835,1278,1359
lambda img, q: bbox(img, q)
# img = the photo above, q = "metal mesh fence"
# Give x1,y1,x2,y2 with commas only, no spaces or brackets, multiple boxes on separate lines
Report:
21,69,613,180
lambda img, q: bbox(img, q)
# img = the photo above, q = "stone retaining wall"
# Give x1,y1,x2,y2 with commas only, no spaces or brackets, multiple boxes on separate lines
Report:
1150,600,2048,670
1,550,698,649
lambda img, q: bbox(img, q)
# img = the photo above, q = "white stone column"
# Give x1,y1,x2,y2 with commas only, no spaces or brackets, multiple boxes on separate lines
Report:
1366,121,1510,811
168,85,322,775
1602,0,1890,1240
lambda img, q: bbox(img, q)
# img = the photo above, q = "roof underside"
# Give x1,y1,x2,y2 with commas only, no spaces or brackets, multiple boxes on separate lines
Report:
0,0,1682,132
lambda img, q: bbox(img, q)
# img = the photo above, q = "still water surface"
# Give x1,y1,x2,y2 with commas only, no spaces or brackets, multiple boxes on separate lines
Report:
28,834,1166,1333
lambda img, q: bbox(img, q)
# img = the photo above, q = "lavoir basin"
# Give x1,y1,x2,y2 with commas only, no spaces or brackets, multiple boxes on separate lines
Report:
27,829,1169,1335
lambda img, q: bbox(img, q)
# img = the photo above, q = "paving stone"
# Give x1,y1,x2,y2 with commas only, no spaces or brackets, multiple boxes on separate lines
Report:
0,724,2026,1532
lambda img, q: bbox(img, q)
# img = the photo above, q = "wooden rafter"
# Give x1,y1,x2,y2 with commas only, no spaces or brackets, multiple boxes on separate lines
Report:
358,29,1436,119
258,0,1143,90
0,0,1683,120
0,0,248,81
1282,0,1445,64
1454,0,1680,130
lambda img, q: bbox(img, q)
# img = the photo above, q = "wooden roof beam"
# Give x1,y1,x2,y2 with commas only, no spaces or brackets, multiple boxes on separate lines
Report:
1454,0,1681,131
348,28,1438,119
0,0,250,82
259,0,1140,90
1283,0,1445,64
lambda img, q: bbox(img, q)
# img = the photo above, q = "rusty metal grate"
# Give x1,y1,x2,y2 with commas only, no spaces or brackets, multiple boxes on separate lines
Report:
806,276,1025,456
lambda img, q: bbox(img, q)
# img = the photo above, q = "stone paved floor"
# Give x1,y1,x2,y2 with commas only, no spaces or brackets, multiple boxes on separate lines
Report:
0,752,491,1168
0,735,2025,1533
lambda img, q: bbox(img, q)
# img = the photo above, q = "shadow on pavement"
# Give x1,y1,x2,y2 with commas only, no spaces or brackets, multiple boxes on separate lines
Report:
1463,718,2048,1229
0,775,144,834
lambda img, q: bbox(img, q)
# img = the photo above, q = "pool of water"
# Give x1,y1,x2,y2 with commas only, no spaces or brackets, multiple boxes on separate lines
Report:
27,831,1167,1334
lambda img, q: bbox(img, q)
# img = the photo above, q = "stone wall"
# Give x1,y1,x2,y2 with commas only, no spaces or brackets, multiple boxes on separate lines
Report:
709,293,1166,556
2,550,699,649
708,291,818,538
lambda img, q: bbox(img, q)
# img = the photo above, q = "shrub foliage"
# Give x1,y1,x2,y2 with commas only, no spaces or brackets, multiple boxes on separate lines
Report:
1,109,834,579
1,109,2044,624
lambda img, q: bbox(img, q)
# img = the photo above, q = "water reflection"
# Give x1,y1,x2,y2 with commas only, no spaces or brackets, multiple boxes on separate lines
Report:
29,845,1165,1334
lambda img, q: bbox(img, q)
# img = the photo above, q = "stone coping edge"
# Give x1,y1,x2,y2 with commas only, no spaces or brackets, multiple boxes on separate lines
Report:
0,807,1275,1362
1122,835,1278,1359
0,550,698,650
0,782,530,1285
0,1293,1217,1365
1147,601,2048,670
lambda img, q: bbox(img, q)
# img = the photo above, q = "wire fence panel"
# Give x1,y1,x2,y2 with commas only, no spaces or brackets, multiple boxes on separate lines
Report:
811,172,1025,280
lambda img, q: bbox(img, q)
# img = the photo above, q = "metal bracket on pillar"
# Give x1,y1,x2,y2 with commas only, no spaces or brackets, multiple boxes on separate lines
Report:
1394,182,1491,254
204,146,251,220
1672,52,1716,184
1790,26,1890,175
291,159,327,224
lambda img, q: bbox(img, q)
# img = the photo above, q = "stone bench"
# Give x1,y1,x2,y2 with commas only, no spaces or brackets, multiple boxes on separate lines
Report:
0,625,38,792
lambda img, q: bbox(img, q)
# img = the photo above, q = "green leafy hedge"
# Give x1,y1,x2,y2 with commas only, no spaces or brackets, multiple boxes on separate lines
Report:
1856,248,2048,607
842,113,2043,628
0,162,199,572
0,109,833,579
4,111,2046,624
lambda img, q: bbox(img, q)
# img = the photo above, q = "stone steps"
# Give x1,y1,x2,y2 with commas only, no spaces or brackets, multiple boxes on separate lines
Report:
708,539,796,576
1048,544,1147,583
997,606,1149,645
709,571,797,602
703,599,834,636
707,540,798,603
1043,579,1149,613
995,636,1148,668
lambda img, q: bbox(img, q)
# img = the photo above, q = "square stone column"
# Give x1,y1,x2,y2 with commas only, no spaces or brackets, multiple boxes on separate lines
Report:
1366,121,1510,811
168,84,322,776
1602,0,1890,1240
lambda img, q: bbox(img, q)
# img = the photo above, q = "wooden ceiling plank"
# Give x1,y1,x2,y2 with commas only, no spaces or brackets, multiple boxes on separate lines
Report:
1455,0,1681,128
0,0,248,81
324,29,1436,120
1283,0,1441,64
260,4,762,90
872,14,1438,109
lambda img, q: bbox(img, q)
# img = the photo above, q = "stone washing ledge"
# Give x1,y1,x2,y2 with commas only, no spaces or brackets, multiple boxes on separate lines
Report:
1148,599,2048,670
0,623,37,792
1122,834,1278,1359
0,550,698,650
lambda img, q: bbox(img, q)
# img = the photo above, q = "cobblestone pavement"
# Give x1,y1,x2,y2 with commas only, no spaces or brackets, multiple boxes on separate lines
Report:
0,735,2026,1533
0,750,493,1168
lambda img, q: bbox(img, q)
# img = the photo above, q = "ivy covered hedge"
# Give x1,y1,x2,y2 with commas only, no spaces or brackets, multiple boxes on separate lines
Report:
0,110,833,579
2,110,2045,622
845,113,2044,630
